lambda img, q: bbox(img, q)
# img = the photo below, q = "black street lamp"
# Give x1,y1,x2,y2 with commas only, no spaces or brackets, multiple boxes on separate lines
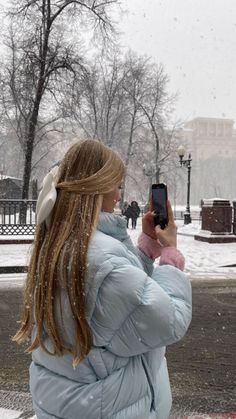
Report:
177,145,192,225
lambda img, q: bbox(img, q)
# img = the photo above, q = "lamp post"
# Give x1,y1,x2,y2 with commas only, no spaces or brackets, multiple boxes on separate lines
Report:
177,145,192,225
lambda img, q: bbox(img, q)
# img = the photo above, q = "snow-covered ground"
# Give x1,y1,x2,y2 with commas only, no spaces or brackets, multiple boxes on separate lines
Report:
129,218,236,279
0,407,36,419
0,243,31,267
1,217,236,279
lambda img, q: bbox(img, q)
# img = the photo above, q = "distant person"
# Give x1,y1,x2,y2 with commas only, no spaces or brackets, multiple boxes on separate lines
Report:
122,202,133,228
121,200,129,216
130,200,141,229
13,139,192,419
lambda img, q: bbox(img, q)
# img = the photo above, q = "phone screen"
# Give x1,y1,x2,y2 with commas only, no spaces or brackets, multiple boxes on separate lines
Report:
152,188,167,217
152,184,168,228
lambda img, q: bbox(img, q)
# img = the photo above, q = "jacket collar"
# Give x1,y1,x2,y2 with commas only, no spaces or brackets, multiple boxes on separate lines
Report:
97,212,128,242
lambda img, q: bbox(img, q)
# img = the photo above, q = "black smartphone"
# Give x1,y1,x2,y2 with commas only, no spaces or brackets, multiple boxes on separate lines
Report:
151,183,168,229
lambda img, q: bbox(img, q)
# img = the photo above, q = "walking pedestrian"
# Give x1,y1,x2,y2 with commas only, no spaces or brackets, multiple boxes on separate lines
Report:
130,200,141,229
13,139,192,419
122,201,132,228
121,200,129,219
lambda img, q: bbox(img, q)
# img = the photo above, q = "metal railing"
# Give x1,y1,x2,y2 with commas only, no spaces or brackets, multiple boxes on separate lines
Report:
0,199,36,235
4,199,236,236
174,210,201,221
140,207,202,221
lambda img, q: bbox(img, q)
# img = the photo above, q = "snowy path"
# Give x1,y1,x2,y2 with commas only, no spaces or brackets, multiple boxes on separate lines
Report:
1,218,236,278
0,407,35,419
0,243,32,267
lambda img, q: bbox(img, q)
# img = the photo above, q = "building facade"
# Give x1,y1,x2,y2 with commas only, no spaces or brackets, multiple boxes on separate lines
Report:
178,117,236,204
180,117,236,160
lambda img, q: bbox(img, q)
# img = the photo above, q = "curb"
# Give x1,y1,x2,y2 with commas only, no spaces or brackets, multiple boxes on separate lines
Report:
0,266,27,274
0,269,236,287
0,239,33,244
191,277,236,287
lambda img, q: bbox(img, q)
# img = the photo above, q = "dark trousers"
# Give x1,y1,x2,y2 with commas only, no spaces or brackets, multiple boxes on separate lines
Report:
131,217,137,229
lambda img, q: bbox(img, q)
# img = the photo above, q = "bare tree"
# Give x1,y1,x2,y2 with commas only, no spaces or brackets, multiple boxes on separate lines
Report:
69,51,129,147
0,0,119,214
124,57,177,184
69,49,179,204
70,51,150,204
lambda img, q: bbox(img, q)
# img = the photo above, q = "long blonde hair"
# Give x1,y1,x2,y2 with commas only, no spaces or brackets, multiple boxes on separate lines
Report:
13,140,125,366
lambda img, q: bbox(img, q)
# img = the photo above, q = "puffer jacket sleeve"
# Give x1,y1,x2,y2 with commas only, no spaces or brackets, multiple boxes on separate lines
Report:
90,259,192,357
136,247,155,277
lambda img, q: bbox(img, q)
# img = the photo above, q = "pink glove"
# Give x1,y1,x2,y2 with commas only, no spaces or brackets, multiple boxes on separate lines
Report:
159,247,185,271
138,232,185,271
138,232,162,260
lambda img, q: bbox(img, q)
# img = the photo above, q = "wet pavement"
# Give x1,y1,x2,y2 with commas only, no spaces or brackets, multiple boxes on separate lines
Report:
0,275,235,417
167,279,236,414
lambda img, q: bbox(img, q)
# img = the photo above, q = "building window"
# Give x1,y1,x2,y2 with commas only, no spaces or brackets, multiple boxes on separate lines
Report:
209,123,216,136
217,124,223,136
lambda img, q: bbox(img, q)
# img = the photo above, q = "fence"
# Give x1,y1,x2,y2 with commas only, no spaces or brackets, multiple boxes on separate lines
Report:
3,199,236,236
140,206,202,221
174,210,201,221
0,200,36,235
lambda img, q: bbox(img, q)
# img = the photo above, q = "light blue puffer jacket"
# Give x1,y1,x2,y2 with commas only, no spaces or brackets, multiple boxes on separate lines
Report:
30,212,192,419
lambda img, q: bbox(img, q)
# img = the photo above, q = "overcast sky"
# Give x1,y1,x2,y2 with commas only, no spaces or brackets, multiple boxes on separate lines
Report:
0,0,235,124
119,0,236,123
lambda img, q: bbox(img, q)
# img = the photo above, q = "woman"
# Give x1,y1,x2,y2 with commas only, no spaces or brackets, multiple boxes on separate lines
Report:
122,201,132,228
14,139,192,419
130,200,141,229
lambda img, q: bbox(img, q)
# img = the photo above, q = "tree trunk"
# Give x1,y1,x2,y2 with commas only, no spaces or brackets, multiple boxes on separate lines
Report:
20,15,50,220
20,91,43,222
20,120,37,223
120,111,136,206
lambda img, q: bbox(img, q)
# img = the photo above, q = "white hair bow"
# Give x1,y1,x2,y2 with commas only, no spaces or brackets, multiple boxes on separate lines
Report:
36,166,59,228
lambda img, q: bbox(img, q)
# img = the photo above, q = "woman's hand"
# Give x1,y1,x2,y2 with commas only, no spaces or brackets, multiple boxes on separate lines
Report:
142,211,157,240
142,200,177,247
155,200,177,248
